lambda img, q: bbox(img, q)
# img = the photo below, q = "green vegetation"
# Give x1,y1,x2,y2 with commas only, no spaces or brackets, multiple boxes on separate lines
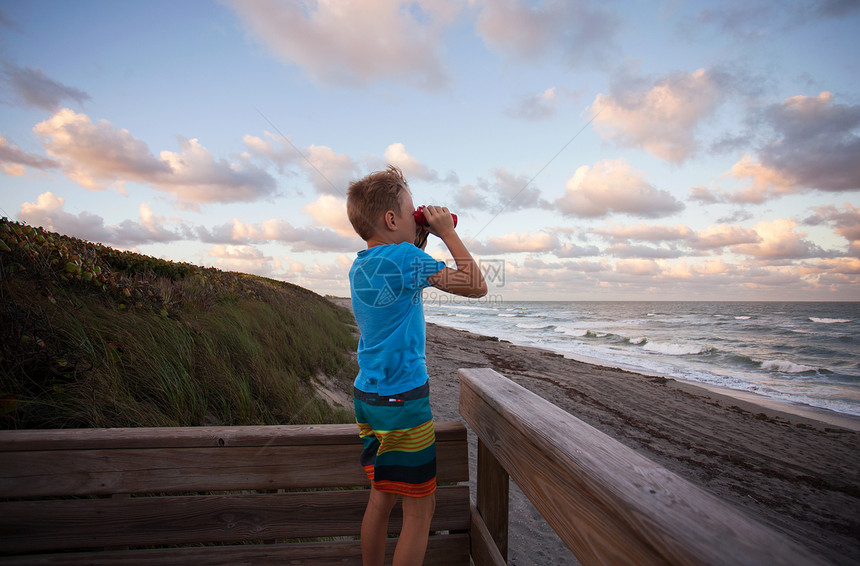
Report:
0,218,358,429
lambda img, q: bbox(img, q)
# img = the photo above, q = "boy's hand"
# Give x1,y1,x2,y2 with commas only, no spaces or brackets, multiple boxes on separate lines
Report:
422,205,456,238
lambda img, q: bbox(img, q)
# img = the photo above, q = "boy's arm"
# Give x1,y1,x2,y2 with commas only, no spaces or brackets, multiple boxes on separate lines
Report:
423,206,488,298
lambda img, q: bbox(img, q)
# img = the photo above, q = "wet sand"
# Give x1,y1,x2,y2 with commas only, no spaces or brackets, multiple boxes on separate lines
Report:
422,322,860,566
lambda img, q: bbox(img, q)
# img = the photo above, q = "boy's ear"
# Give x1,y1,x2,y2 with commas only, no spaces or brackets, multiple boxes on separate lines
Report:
384,210,397,231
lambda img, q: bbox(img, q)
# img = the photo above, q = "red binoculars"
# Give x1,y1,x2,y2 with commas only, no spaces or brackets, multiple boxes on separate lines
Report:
414,206,457,228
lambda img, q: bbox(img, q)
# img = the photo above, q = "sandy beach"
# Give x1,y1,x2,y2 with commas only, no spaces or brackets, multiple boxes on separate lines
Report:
421,321,860,566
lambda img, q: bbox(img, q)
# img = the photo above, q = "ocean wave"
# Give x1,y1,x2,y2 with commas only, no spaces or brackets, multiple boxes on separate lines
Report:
734,316,751,320
516,322,554,329
643,342,710,356
498,313,518,317
760,360,818,373
554,326,588,337
628,337,647,345
809,317,851,324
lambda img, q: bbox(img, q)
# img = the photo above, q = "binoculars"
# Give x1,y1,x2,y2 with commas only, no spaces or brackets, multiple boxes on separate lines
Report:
414,206,458,228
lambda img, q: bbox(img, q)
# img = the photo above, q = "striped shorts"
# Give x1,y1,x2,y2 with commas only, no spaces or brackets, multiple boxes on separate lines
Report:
353,381,437,498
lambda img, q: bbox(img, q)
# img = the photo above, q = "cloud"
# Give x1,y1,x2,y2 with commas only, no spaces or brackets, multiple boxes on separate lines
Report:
302,144,360,195
208,244,271,262
18,192,183,246
196,217,360,252
615,258,660,276
473,0,619,66
383,143,456,184
304,194,356,237
691,0,860,41
473,230,560,254
0,134,58,175
34,109,276,204
227,0,454,90
505,87,562,120
1,61,90,111
452,183,488,210
241,131,301,172
804,203,860,256
592,222,693,243
759,92,860,192
454,167,549,212
730,219,826,260
555,242,600,258
690,224,761,250
590,68,729,163
721,93,860,202
607,244,685,259
243,132,358,196
555,158,684,218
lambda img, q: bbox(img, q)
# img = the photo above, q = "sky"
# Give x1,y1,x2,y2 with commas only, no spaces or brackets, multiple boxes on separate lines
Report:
1,0,858,302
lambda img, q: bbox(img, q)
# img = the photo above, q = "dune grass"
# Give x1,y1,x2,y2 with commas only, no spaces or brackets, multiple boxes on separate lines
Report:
0,218,358,429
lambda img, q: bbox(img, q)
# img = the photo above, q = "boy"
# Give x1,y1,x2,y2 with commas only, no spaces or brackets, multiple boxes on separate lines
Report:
346,165,487,566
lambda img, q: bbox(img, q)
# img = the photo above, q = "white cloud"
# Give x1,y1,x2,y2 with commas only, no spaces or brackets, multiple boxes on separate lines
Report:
196,217,360,252
382,142,456,184
555,159,684,218
298,144,357,196
731,219,826,260
207,244,275,276
473,230,560,254
304,194,356,237
243,132,358,196
607,244,684,259
591,68,728,163
33,109,277,205
1,61,90,111
18,192,183,246
227,0,454,90
690,224,761,250
592,222,693,243
615,258,660,276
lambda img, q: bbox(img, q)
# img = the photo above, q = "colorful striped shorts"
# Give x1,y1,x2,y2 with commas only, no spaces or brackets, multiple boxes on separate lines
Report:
353,381,437,498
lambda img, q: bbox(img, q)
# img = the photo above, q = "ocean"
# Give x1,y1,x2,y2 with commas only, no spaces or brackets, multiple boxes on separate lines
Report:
423,300,860,417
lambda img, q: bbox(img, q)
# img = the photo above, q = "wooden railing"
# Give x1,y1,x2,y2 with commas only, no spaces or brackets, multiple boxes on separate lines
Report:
459,367,830,566
0,369,832,565
0,422,477,565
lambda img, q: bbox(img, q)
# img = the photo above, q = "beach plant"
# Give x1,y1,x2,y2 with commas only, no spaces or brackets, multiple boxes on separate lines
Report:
0,217,357,429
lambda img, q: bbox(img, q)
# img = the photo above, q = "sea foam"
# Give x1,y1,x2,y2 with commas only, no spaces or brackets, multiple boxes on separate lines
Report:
761,360,817,373
643,342,708,356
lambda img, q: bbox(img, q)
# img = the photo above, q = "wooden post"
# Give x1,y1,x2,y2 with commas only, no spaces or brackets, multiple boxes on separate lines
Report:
477,438,509,561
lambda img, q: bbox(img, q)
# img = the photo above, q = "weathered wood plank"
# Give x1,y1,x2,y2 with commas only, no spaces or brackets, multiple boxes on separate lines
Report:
0,486,470,553
477,438,508,560
0,534,471,565
0,421,467,451
458,368,829,566
0,423,468,497
469,502,507,566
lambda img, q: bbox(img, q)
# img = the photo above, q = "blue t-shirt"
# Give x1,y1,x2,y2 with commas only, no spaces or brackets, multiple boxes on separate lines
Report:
349,242,446,396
